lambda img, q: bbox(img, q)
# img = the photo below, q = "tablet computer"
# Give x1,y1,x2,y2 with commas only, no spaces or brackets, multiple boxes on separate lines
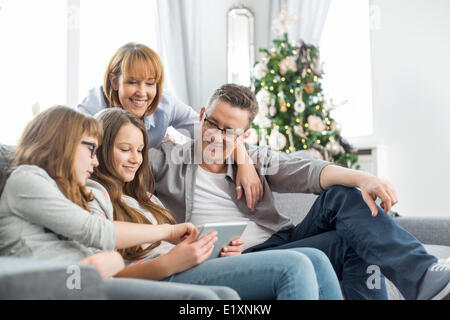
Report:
197,222,248,260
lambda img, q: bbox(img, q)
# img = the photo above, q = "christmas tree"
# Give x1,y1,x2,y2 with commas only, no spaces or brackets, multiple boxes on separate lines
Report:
245,8,359,169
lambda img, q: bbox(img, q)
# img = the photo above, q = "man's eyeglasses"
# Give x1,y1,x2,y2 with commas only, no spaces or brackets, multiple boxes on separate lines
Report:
203,116,244,138
81,141,98,159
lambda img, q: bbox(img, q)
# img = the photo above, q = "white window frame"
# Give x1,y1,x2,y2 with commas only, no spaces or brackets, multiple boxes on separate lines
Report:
319,0,377,150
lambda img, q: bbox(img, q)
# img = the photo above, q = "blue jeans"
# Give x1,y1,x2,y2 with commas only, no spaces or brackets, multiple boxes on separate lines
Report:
163,248,343,300
104,278,240,300
244,186,437,300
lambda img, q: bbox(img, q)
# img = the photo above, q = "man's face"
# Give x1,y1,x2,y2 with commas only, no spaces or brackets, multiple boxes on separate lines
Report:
199,99,250,165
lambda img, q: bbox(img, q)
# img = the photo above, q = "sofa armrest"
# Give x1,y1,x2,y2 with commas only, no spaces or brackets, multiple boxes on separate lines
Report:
394,216,450,246
0,257,106,299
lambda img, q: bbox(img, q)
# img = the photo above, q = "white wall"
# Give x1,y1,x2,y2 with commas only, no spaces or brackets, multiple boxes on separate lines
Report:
192,0,271,109
370,0,450,216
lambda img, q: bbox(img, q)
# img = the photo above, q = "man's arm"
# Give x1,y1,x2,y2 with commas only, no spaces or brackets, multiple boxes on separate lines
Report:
319,164,398,216
246,144,329,194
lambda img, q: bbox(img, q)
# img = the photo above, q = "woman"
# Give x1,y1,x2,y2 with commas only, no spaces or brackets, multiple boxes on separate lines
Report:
88,107,343,300
78,42,263,212
0,105,239,300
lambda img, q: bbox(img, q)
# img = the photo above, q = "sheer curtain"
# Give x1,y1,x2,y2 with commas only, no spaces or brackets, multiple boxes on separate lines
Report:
155,0,203,109
269,0,331,46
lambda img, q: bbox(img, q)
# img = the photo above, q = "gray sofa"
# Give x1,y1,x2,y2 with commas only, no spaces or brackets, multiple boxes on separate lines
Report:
1,144,449,299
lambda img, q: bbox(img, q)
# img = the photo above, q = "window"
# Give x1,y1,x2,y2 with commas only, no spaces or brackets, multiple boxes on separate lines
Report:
0,0,67,145
77,0,158,102
319,0,374,139
0,0,159,145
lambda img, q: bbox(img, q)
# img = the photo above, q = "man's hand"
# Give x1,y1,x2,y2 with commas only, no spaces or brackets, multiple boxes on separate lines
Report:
320,164,398,217
220,237,244,257
358,175,398,216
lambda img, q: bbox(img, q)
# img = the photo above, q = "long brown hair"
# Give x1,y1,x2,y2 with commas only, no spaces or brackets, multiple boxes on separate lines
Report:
93,108,175,261
103,42,164,118
0,106,102,210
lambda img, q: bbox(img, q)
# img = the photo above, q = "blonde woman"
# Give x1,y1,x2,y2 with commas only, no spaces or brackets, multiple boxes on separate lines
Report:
0,106,239,300
77,42,263,212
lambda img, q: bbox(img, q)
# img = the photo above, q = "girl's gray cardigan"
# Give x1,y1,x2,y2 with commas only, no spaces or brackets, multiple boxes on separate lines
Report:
0,165,116,262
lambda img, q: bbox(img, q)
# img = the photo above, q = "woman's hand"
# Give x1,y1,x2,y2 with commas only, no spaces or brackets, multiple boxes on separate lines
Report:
220,237,244,257
163,228,217,275
235,163,263,211
163,223,198,244
234,140,263,211
79,251,125,279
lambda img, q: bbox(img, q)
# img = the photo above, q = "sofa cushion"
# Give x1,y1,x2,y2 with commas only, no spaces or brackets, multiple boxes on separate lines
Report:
0,257,105,299
0,144,13,182
273,192,317,224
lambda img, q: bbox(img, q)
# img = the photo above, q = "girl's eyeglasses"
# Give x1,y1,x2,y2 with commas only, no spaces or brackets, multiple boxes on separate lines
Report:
81,141,98,159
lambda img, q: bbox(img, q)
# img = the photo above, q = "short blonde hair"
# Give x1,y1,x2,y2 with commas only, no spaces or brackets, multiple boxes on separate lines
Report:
103,42,164,118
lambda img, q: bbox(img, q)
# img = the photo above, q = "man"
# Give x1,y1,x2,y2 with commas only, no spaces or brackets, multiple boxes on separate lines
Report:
149,83,450,300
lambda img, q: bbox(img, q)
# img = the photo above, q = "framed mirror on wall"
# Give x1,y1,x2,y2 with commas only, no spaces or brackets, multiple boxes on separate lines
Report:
227,7,255,87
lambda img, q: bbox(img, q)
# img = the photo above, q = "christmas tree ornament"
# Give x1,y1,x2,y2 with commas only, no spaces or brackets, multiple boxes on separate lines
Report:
301,67,307,78
244,128,259,145
253,61,268,80
307,115,326,132
294,88,305,113
279,57,297,75
268,128,287,151
259,128,267,146
269,106,277,117
293,125,307,138
294,99,305,113
287,129,295,152
256,88,271,113
304,83,314,94
253,113,272,129
258,103,269,117
271,4,301,38
311,58,323,76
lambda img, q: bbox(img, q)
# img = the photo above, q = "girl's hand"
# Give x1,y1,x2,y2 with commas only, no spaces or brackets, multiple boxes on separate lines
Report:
164,223,198,244
79,251,125,279
164,228,217,274
220,237,244,257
